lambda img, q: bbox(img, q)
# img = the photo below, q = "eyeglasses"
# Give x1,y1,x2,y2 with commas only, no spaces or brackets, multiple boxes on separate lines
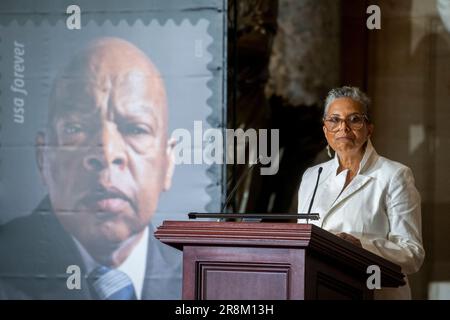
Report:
323,114,368,132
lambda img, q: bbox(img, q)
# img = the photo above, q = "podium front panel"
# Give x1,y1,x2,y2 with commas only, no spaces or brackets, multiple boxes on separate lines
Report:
183,246,306,300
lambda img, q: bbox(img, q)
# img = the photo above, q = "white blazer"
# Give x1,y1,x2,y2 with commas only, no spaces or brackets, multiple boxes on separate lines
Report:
298,140,425,299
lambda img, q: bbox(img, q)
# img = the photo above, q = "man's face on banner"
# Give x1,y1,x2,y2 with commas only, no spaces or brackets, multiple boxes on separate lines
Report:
37,38,174,256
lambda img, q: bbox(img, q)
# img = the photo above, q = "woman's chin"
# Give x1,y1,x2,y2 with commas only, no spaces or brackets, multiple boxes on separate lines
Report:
334,141,357,151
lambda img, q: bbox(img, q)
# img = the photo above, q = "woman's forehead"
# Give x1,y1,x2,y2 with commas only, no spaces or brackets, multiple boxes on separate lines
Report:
327,97,364,115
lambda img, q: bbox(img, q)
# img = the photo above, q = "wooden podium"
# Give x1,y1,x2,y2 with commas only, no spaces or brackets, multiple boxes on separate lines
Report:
155,221,405,300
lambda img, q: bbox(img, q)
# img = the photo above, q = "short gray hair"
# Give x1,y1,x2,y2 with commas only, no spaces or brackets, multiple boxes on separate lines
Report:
324,86,372,122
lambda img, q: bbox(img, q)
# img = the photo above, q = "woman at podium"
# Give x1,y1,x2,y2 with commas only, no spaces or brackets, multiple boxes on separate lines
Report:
298,86,424,299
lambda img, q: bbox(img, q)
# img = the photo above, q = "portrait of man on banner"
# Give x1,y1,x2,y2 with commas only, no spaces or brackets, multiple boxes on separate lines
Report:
0,37,182,299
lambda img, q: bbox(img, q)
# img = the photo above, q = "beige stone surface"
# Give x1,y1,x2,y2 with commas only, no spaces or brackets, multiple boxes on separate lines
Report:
368,0,450,299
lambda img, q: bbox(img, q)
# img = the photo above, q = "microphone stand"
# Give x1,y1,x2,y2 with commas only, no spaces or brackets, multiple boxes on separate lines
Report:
306,167,323,224
189,162,321,223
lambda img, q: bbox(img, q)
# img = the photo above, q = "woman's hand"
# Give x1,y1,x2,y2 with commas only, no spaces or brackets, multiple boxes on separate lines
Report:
336,232,362,247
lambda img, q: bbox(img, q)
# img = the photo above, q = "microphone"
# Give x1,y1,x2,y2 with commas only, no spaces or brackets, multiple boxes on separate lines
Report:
306,167,323,223
188,158,261,222
188,159,321,223
221,158,261,213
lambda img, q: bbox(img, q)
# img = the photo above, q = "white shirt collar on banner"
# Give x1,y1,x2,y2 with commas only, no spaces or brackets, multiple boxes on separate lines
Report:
73,226,149,300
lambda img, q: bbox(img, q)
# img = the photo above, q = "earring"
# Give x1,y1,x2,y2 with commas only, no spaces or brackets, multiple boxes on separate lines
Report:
326,144,333,158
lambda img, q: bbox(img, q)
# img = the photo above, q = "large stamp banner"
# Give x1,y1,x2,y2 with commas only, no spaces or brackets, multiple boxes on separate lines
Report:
0,0,226,225
0,0,226,299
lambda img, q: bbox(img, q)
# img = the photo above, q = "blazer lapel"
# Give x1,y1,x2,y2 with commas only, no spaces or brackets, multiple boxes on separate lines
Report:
319,140,378,227
312,157,342,224
320,175,372,228
316,173,341,218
